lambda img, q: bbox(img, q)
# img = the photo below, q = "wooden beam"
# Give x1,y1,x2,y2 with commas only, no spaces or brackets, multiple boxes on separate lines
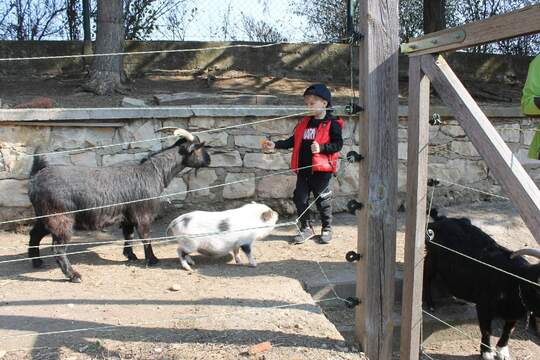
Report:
400,57,431,360
356,0,399,358
404,4,540,55
421,54,540,246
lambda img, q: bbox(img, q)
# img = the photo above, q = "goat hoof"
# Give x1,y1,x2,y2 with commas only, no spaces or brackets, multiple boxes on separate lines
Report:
32,258,44,268
125,254,138,261
70,273,82,283
147,258,159,266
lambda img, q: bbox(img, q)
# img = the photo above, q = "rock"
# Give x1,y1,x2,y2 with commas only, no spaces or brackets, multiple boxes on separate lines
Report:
0,179,31,207
248,341,272,355
14,96,55,109
187,169,218,196
450,141,479,157
197,132,228,147
49,127,115,151
129,121,161,152
234,135,265,149
209,151,242,167
122,97,146,107
243,153,290,170
0,350,6,359
102,152,148,166
188,117,215,129
257,175,296,198
162,177,188,202
70,151,97,167
223,173,255,199
497,124,520,143
169,284,181,291
335,163,359,194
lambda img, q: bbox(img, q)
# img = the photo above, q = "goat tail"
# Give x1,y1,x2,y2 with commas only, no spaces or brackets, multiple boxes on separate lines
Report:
30,153,48,177
429,208,444,221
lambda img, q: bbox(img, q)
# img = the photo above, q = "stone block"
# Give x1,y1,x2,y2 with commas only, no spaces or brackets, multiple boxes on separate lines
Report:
197,132,228,147
428,159,487,184
253,118,298,134
497,124,520,143
70,151,97,167
129,121,162,152
188,117,215,129
122,97,146,107
523,129,536,146
49,127,115,151
243,152,290,170
0,147,33,177
441,125,466,138
234,135,265,149
188,169,218,196
450,141,479,157
257,175,296,198
162,177,188,201
209,151,242,167
102,152,147,166
223,173,256,199
0,179,31,207
0,126,52,147
335,163,359,194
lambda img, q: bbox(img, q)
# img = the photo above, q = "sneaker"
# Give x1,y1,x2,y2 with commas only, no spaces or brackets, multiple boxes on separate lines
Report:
319,227,332,244
293,226,315,244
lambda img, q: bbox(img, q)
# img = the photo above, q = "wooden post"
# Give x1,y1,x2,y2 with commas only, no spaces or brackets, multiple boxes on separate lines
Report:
355,1,399,358
421,54,540,246
399,57,431,360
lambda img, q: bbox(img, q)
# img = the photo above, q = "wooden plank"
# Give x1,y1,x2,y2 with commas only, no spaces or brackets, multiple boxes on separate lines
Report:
405,4,540,56
356,1,399,358
400,56,431,360
421,54,540,245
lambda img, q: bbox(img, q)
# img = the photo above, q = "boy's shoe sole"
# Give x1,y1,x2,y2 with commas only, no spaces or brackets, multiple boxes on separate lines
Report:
291,228,316,244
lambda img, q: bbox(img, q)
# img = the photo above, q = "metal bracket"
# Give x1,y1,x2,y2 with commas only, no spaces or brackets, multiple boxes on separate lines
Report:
346,297,361,308
347,199,364,214
427,178,440,187
426,229,435,242
346,251,362,262
346,151,364,163
429,113,442,126
345,102,364,115
401,29,466,54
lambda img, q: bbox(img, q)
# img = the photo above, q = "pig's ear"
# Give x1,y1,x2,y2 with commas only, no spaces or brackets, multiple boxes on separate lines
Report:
261,210,273,222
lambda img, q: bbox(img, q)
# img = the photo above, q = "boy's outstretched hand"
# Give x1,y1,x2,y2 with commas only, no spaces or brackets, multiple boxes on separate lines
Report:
261,139,275,153
311,141,320,154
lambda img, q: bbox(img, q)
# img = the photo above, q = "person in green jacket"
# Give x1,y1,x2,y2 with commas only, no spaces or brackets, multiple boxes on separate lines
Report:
522,54,540,159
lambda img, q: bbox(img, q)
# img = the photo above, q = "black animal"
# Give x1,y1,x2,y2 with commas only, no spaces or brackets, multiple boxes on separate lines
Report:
28,128,210,283
424,209,540,360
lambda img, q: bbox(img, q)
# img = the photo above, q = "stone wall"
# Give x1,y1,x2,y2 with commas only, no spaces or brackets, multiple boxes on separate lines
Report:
1,106,539,227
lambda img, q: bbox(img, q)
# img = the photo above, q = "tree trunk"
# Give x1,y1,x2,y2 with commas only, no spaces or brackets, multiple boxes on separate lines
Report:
423,0,446,34
82,0,92,56
84,0,124,95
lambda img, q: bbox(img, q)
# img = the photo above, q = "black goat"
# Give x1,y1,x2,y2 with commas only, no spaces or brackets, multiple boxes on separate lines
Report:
424,209,540,360
28,128,210,283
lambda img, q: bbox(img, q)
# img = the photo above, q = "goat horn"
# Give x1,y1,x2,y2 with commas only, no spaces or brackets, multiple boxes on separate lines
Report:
155,127,195,142
511,248,540,259
173,129,195,142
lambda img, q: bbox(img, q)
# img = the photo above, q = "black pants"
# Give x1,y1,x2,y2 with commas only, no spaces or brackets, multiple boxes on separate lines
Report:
293,172,333,229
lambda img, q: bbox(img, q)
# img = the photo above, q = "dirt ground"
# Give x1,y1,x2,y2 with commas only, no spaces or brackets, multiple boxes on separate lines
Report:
0,200,539,359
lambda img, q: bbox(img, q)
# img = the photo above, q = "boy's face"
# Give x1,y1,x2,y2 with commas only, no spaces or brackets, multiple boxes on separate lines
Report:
304,94,328,117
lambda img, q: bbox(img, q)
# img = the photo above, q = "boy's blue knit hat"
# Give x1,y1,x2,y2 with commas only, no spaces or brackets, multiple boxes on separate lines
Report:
303,83,332,108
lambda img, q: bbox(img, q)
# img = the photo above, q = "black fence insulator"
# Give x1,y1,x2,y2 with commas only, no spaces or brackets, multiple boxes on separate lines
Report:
347,199,364,214
351,32,364,44
346,151,364,163
346,251,362,262
425,229,435,242
427,178,440,187
345,102,364,115
346,297,361,308
429,113,442,126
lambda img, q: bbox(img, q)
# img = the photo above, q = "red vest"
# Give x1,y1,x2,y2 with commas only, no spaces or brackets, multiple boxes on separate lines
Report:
291,116,344,173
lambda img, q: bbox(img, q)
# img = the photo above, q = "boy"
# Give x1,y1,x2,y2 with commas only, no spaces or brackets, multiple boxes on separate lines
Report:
262,84,343,244
522,54,540,159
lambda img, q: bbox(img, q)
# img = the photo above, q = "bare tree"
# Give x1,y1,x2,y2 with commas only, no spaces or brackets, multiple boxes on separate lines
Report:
3,0,66,40
241,14,287,43
66,0,80,40
220,1,236,41
424,0,446,34
161,3,198,40
83,0,124,95
82,0,92,55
